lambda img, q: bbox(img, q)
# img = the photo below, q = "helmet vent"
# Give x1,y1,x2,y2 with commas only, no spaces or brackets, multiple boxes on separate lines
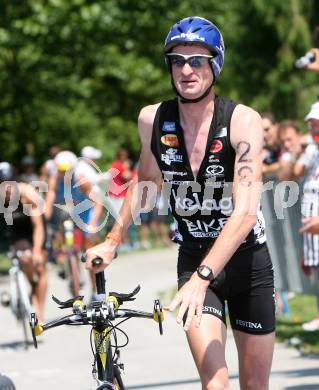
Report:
192,27,201,33
177,26,183,33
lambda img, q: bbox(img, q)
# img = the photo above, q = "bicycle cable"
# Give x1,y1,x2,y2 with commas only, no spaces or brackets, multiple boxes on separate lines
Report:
89,317,130,372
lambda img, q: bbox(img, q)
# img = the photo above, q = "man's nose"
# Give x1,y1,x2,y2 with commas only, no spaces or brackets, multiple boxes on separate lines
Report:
181,62,194,75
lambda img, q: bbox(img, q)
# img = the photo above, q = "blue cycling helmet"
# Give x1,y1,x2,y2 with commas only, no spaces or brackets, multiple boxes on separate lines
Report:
164,16,225,81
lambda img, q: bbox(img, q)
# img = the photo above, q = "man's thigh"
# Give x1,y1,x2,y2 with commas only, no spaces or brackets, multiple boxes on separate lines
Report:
187,314,229,387
233,330,275,389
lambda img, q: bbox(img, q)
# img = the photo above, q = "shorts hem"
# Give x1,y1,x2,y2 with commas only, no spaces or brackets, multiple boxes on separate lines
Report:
231,326,275,335
202,311,226,326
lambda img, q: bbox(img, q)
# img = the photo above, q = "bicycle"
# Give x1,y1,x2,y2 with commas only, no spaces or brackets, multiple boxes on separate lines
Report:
0,249,35,349
62,218,82,297
30,257,164,389
51,208,83,297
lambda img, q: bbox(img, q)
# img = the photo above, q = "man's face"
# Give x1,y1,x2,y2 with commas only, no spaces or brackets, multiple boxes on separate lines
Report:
279,127,300,153
262,118,279,149
170,45,214,100
307,119,319,144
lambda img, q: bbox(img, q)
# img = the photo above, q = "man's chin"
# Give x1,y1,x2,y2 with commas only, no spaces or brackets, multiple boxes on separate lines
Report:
178,90,202,100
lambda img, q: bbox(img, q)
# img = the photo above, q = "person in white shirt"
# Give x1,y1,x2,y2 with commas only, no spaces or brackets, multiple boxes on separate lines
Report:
293,102,319,331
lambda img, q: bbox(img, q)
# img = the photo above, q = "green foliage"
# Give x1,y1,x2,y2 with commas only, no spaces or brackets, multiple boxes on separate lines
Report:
276,294,319,355
0,0,318,166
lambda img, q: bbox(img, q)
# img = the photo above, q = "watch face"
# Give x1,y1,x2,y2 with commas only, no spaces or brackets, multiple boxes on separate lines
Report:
201,266,211,278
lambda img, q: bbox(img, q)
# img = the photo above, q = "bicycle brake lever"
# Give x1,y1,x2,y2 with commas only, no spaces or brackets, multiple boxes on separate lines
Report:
109,285,141,304
52,295,84,309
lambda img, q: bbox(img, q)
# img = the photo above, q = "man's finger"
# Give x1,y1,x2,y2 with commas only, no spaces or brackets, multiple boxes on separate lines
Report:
164,294,182,312
176,301,189,324
195,304,203,327
183,304,195,331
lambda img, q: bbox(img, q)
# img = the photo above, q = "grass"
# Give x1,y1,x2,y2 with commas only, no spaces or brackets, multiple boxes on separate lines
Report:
0,253,10,274
276,294,319,355
160,287,319,355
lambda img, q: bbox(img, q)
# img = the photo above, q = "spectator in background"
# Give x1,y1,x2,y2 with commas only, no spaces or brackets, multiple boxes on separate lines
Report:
108,148,133,217
77,146,103,186
75,146,105,239
291,102,319,331
278,120,307,181
18,155,39,184
261,112,281,179
108,148,133,249
40,146,61,182
305,48,319,73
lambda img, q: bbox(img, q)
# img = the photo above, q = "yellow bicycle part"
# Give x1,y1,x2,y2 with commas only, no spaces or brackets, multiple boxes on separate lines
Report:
106,295,119,309
93,328,110,370
34,324,44,336
153,309,164,323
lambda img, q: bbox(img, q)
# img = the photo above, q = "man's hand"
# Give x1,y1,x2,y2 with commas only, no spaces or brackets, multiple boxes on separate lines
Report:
305,48,319,73
299,216,319,234
165,274,209,331
32,248,44,266
85,239,118,273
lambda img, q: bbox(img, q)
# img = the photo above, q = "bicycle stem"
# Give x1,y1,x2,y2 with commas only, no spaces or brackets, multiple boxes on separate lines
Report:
96,272,106,295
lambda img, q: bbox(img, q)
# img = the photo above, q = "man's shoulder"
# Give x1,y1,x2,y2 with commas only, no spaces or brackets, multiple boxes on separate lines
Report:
232,103,261,122
230,103,263,147
138,103,161,125
138,103,162,141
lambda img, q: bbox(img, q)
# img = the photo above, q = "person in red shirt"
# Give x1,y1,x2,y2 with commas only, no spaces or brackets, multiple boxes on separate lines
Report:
108,148,133,214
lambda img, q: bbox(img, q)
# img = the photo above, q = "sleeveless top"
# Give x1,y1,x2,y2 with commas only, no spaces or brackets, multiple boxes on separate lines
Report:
0,200,33,247
150,96,266,248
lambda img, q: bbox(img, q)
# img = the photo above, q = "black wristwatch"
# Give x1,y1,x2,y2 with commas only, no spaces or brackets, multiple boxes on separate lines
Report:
196,265,215,282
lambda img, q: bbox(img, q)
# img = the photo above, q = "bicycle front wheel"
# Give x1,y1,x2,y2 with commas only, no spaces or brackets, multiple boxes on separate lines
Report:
113,365,124,390
0,374,16,390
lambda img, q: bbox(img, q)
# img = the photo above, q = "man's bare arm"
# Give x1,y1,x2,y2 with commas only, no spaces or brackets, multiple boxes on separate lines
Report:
110,104,162,238
20,183,45,261
85,104,162,271
44,174,57,220
202,105,264,276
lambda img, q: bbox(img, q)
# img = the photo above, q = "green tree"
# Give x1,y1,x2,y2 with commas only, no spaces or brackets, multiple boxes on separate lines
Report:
0,0,318,167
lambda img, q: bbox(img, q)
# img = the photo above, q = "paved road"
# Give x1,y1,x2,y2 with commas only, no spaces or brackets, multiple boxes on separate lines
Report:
0,247,318,389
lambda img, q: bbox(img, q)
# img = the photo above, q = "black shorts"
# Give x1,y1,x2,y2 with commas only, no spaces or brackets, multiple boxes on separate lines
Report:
177,242,275,335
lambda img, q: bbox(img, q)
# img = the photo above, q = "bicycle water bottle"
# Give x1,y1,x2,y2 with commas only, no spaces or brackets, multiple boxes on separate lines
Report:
295,52,316,69
63,220,74,247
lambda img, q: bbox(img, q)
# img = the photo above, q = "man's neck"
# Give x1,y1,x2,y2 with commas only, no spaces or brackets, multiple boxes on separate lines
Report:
178,91,215,134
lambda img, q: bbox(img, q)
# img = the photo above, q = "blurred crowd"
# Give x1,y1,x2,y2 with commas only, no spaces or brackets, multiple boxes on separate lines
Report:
261,50,319,330
0,144,173,320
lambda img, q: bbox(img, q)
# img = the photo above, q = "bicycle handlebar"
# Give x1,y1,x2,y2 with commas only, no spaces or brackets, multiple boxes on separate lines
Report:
30,279,164,349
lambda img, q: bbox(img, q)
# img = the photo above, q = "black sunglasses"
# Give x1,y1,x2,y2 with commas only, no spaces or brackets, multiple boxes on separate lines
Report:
166,53,213,68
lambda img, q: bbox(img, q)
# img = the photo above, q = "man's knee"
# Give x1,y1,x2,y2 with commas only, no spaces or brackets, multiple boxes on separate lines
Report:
240,360,270,390
240,377,268,390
